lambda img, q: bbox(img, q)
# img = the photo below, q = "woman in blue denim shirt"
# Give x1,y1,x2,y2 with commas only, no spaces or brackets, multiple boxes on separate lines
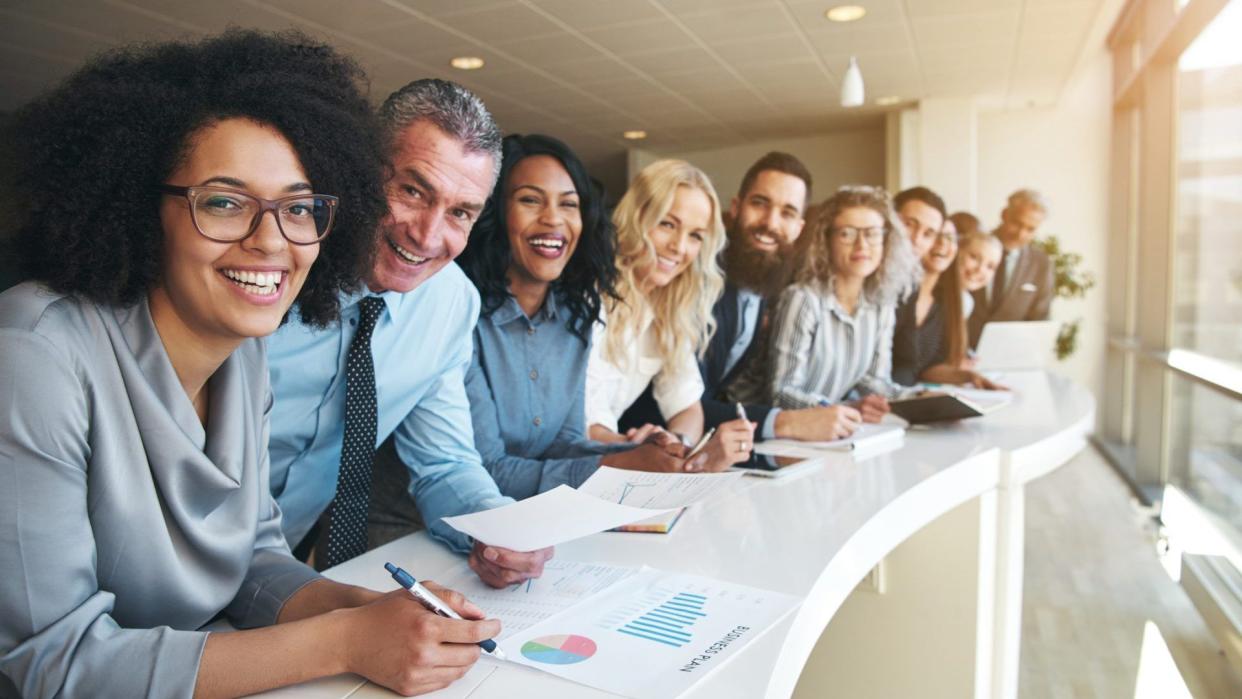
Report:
457,134,687,500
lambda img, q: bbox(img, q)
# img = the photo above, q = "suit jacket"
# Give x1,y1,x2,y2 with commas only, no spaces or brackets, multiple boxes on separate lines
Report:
968,245,1054,347
619,282,774,434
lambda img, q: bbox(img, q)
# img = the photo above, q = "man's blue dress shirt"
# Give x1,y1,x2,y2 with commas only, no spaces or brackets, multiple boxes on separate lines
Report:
466,292,628,501
267,264,512,552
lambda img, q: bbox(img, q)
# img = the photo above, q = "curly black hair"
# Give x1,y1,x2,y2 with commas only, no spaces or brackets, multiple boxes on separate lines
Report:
8,29,386,327
458,133,617,344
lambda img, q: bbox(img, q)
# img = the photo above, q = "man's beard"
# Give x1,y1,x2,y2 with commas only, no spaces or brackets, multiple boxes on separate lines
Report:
722,222,797,298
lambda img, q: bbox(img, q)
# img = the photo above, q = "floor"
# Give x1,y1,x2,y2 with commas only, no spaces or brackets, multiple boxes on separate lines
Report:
1019,447,1242,698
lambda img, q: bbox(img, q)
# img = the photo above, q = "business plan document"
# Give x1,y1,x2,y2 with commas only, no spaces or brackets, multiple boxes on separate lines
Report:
436,559,639,639
496,568,800,699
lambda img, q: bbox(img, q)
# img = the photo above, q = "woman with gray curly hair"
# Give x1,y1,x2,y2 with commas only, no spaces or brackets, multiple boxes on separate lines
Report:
732,185,919,433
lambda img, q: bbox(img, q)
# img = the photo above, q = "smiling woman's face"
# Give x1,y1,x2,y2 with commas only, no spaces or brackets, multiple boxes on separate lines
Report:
828,205,886,281
155,118,320,343
505,155,582,287
635,184,711,291
922,219,958,275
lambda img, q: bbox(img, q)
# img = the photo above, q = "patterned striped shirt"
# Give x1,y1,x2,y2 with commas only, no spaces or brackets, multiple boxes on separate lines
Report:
734,282,896,409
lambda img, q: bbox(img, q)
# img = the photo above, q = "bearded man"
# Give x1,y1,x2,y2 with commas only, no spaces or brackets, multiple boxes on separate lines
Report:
621,152,864,441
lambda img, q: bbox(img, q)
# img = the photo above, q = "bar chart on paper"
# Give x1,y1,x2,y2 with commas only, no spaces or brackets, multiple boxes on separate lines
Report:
498,569,801,699
613,590,708,648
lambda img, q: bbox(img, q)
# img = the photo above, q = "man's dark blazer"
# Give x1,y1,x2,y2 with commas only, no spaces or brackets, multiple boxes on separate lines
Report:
618,282,774,434
968,244,1054,347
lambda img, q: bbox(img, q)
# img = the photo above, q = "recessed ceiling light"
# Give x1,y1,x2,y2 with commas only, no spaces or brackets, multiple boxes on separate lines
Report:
623,130,647,140
825,5,867,22
876,95,901,106
450,56,484,70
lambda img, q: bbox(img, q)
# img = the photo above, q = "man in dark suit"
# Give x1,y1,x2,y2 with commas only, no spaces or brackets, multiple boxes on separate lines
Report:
968,189,1055,347
621,152,864,441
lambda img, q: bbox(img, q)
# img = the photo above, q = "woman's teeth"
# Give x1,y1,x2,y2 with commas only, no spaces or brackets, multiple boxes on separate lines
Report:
222,269,281,296
529,237,564,249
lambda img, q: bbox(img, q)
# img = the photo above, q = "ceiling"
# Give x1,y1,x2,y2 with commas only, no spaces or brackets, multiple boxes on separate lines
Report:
0,0,1107,170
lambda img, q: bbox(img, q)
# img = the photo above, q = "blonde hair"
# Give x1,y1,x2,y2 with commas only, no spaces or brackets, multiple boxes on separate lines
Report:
604,159,726,370
796,185,920,306
946,231,1002,363
958,229,1003,259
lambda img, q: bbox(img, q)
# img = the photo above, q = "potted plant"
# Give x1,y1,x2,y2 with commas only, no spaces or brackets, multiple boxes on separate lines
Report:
1034,235,1096,360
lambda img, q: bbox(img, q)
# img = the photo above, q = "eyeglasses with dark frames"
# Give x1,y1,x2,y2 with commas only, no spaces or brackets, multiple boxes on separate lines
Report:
159,184,338,245
832,225,887,246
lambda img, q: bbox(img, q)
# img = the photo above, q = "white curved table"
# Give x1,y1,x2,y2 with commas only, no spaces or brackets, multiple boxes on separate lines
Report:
272,370,1094,699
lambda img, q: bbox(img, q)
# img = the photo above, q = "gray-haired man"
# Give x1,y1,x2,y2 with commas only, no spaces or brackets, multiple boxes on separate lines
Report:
967,189,1055,346
267,80,552,592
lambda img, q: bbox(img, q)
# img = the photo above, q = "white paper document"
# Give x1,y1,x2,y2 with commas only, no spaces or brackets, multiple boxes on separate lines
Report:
943,385,1014,413
441,485,678,552
436,559,639,639
756,421,905,458
578,466,743,508
498,568,801,699
442,470,745,551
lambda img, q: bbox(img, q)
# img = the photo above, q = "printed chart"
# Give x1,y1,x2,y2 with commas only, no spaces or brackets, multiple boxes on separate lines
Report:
579,467,742,510
520,634,598,665
436,559,637,639
615,591,707,648
499,568,800,699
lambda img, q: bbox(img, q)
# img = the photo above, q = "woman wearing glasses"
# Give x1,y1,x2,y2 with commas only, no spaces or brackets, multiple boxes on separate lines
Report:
739,186,918,427
0,32,466,699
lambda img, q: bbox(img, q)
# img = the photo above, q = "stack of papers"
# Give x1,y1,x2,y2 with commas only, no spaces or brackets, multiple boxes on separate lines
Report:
441,468,743,550
579,467,741,533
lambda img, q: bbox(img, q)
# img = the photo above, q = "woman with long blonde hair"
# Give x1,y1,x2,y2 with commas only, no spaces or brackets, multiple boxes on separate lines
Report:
585,159,753,472
732,185,919,431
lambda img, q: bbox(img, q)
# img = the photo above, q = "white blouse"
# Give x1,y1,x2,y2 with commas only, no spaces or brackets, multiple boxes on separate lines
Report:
584,307,704,433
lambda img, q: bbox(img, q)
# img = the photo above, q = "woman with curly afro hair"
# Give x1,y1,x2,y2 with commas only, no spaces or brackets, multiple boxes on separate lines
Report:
0,31,469,698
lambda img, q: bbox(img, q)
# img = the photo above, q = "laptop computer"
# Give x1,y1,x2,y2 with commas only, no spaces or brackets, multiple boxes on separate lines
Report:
975,320,1060,371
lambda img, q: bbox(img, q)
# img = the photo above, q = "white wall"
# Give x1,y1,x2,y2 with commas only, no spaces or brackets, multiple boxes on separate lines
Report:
622,46,1112,401
627,127,886,205
975,49,1112,402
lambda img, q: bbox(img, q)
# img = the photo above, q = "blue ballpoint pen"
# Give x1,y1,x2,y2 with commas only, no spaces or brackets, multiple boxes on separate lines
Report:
384,562,506,659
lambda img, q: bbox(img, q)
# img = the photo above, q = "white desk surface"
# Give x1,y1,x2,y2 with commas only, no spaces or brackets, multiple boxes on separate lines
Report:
261,370,1094,699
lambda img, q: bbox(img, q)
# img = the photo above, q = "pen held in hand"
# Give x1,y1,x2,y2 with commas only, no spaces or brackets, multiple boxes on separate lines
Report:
682,427,716,468
384,562,507,660
734,401,750,427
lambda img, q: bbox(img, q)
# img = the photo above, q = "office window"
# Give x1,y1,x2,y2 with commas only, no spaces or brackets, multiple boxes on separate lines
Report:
1170,374,1242,533
1104,0,1242,522
1173,0,1242,364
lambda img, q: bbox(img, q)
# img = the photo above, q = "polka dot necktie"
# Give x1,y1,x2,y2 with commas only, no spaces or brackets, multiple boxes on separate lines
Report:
319,295,385,569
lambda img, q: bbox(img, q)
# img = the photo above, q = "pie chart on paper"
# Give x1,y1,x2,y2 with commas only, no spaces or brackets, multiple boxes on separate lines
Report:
520,634,598,665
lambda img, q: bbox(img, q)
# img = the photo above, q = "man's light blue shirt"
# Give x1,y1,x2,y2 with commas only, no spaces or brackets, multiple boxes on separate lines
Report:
267,263,512,553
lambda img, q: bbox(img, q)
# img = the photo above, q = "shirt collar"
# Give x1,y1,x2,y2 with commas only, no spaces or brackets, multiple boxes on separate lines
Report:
339,283,416,319
824,280,876,323
488,289,560,327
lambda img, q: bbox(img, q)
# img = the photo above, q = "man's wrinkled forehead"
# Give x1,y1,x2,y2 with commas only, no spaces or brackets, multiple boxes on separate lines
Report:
389,120,494,204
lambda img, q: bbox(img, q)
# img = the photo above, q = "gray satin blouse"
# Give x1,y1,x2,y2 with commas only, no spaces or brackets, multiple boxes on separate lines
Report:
0,282,320,698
